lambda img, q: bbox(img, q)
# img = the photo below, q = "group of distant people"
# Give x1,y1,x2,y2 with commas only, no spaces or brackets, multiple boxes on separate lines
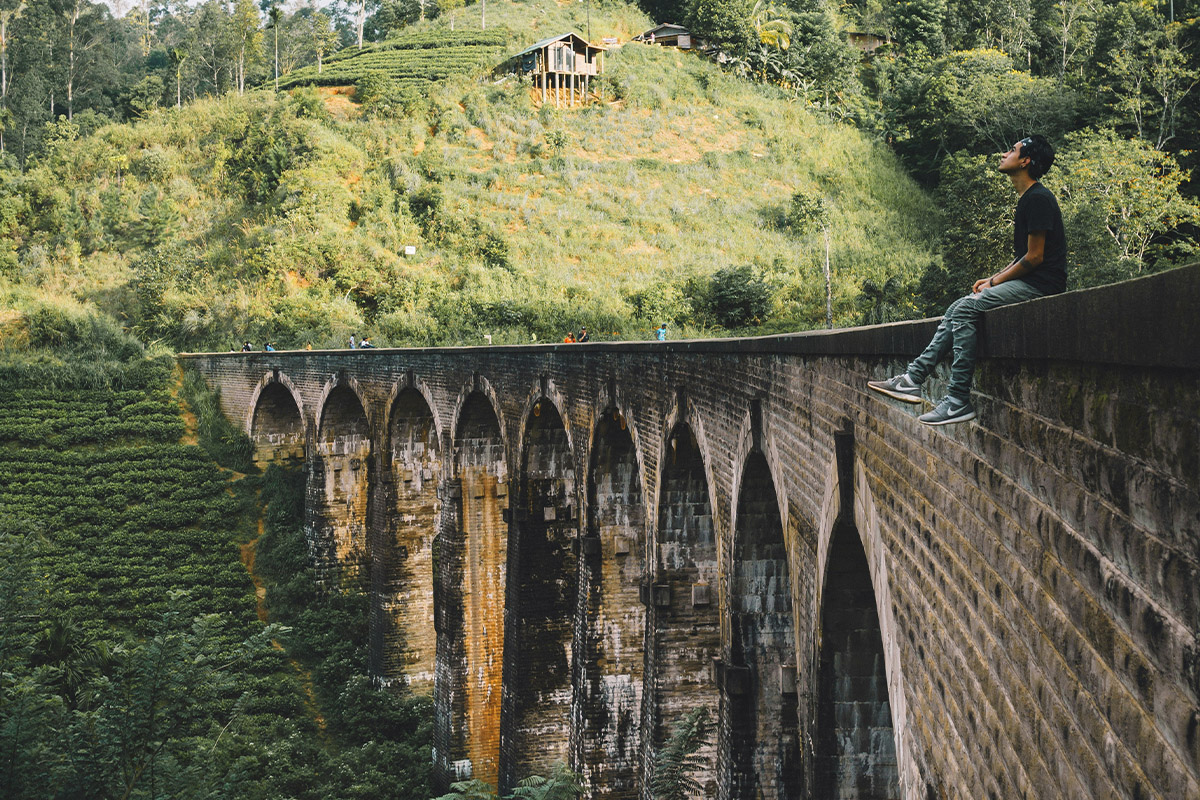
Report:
238,341,276,352
232,336,376,351
559,324,669,343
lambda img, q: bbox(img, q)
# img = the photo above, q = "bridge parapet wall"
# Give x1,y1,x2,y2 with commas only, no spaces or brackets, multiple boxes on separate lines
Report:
181,265,1200,800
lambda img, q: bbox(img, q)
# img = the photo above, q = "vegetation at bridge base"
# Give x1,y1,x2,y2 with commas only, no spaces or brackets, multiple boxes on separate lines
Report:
0,336,435,799
649,707,713,800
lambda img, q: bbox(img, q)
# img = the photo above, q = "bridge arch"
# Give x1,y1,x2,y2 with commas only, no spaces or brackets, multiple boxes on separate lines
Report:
377,376,443,692
309,375,373,588
726,448,799,799
651,400,721,795
382,374,444,449
813,435,906,800
449,374,509,471
246,371,306,464
578,398,648,798
441,380,509,788
502,388,578,787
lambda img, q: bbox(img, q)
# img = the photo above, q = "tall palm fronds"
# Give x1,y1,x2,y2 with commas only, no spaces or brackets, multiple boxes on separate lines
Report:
752,0,792,50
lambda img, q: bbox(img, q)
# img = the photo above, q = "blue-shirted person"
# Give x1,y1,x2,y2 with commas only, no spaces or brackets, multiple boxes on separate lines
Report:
869,135,1067,425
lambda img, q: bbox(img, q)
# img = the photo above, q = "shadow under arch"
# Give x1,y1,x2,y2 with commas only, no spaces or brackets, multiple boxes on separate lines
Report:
308,381,371,588
727,449,800,800
651,419,720,795
814,429,901,800
578,405,646,799
435,389,508,790
376,385,441,693
247,373,306,465
501,394,577,788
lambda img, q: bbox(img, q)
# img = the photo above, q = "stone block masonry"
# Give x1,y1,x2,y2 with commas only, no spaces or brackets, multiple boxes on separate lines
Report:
182,264,1200,800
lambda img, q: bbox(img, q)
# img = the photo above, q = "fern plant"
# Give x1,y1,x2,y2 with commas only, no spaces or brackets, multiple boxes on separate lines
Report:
507,763,583,800
433,779,498,799
650,707,712,800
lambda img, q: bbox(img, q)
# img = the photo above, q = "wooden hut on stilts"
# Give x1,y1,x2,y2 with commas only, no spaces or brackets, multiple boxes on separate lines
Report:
497,32,605,107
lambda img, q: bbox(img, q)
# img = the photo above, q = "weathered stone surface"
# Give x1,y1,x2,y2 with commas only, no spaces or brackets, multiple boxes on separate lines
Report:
181,264,1200,800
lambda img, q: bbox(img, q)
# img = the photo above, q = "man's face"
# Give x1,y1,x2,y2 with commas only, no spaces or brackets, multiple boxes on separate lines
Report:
999,140,1030,174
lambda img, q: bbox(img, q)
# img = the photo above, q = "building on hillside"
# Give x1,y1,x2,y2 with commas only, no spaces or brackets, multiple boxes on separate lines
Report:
497,32,606,108
845,31,888,51
634,23,693,49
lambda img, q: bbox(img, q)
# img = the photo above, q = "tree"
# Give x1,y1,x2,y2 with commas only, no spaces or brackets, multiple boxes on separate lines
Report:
650,707,711,800
0,1,26,110
890,49,1076,177
1093,7,1198,149
188,0,231,95
169,44,185,106
783,10,858,104
1047,0,1097,84
923,149,1012,312
229,0,262,94
708,264,772,328
308,9,336,73
267,3,280,90
857,276,907,324
0,0,22,152
787,187,833,328
892,0,947,55
1053,127,1200,269
687,0,754,53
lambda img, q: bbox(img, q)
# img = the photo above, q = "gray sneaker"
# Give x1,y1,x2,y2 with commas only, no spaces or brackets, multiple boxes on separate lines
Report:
868,373,923,403
919,396,976,425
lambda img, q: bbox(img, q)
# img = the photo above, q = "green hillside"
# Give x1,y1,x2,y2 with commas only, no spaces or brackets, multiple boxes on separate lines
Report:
0,0,937,351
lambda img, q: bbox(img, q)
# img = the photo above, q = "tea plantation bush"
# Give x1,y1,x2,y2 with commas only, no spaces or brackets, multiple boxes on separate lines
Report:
0,355,432,799
279,30,508,91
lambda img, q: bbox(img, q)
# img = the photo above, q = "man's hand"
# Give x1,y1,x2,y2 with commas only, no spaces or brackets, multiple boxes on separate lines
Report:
972,276,992,294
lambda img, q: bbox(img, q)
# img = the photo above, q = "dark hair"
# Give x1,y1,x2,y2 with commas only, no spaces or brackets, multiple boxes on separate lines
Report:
1019,135,1055,179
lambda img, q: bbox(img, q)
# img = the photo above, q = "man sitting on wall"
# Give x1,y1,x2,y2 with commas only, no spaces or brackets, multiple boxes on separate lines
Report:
868,134,1067,425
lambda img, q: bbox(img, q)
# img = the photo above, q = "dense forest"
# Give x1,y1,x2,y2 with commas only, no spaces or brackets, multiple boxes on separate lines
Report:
1,0,1198,796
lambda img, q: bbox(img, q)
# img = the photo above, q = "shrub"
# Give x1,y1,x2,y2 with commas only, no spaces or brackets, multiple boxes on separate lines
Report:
707,265,772,328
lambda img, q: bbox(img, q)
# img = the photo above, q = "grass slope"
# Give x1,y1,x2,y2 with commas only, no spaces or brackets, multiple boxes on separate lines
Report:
0,0,937,350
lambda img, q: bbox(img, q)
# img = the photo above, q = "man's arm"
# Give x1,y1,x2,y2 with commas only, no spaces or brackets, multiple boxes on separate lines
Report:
972,231,1047,293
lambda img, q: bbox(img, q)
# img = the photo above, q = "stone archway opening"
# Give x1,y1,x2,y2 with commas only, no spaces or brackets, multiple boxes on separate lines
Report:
580,410,645,799
653,422,719,792
310,384,371,588
816,521,900,800
729,451,799,799
380,388,439,692
250,381,304,465
505,399,577,783
443,391,507,789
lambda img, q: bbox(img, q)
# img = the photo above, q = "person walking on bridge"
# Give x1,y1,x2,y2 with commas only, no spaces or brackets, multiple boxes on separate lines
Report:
868,135,1067,425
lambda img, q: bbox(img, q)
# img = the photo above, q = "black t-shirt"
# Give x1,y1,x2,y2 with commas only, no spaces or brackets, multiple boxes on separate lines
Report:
1013,183,1067,294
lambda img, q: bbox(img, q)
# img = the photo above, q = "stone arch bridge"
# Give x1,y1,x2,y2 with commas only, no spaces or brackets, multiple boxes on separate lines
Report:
182,267,1200,800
